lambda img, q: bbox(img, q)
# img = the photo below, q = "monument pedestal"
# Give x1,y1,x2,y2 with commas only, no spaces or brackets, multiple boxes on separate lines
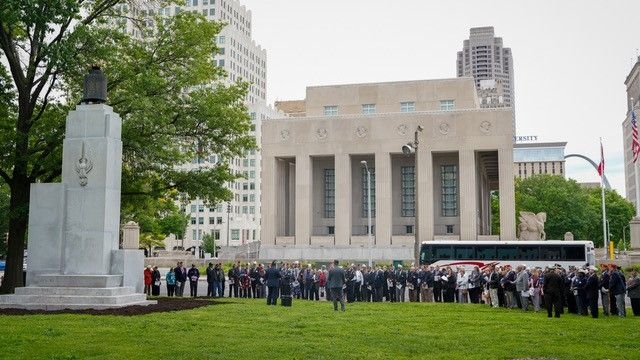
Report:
0,95,154,310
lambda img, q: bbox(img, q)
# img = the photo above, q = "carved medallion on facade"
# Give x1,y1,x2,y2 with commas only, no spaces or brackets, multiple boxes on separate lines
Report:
355,126,368,138
480,120,492,134
316,128,328,140
438,121,450,135
280,129,290,141
75,141,93,187
396,124,408,136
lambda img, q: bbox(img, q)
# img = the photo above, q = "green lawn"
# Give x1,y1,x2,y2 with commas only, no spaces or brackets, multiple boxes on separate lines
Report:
1,298,638,360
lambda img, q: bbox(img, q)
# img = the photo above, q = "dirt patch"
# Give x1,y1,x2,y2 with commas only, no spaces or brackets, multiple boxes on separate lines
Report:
0,297,220,316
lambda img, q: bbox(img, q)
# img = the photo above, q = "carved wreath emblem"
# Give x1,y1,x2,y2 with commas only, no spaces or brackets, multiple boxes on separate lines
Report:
355,126,368,138
438,122,450,135
316,128,328,139
480,120,492,134
75,141,93,187
280,129,290,141
396,124,408,136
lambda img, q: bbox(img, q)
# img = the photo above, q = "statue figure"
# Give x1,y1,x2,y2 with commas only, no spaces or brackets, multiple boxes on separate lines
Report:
564,232,574,241
517,211,546,240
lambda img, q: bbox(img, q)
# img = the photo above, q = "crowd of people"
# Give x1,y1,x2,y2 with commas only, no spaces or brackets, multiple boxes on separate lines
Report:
145,260,640,317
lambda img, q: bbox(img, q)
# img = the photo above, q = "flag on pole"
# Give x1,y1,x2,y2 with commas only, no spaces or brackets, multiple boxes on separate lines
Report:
597,139,605,177
632,110,640,163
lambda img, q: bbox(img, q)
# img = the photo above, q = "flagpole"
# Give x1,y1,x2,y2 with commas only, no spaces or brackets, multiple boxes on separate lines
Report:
599,138,607,260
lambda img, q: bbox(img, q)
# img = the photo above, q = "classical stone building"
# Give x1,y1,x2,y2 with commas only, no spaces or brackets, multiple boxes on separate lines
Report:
262,78,516,261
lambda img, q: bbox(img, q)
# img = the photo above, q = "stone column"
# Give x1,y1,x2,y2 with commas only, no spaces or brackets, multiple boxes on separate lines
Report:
61,105,122,275
262,155,276,244
335,153,351,245
375,152,391,246
418,146,434,242
459,150,477,239
629,217,640,250
295,155,311,245
121,221,140,250
498,148,516,239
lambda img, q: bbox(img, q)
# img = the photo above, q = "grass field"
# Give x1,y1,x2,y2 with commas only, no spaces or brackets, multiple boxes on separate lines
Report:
1,298,638,360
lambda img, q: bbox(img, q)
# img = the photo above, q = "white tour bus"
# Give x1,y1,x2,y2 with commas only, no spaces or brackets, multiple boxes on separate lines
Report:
419,240,596,270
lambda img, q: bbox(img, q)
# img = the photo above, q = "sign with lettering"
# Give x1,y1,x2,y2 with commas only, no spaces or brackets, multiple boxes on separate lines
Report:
514,135,538,142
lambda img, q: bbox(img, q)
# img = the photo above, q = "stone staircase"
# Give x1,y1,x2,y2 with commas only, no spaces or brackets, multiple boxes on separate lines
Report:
0,274,156,310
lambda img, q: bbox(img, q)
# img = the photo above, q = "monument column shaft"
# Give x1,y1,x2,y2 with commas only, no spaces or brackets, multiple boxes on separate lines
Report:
375,151,391,247
295,155,311,245
60,105,122,275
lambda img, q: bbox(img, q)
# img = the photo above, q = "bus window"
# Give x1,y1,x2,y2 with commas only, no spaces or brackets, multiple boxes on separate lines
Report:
496,246,517,260
434,245,453,260
542,246,561,261
563,245,586,261
454,246,474,260
476,246,496,260
518,246,539,261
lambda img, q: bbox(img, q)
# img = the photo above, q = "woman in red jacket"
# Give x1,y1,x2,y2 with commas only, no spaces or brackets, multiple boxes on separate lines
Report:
143,265,153,296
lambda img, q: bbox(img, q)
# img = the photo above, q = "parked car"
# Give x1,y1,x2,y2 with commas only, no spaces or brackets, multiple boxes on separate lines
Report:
0,260,5,271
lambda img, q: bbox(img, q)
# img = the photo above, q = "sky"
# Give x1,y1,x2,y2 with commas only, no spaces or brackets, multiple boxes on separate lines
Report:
240,0,640,196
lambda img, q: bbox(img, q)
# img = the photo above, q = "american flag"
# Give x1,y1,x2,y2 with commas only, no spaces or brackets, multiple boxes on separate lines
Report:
597,140,604,177
632,110,640,163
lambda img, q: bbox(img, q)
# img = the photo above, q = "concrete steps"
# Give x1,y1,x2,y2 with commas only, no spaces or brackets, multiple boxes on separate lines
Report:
30,274,123,288
0,285,156,310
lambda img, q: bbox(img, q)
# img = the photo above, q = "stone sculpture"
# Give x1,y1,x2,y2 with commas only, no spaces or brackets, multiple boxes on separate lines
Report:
517,211,546,240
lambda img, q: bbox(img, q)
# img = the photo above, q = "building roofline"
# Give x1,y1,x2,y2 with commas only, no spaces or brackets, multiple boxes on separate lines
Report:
514,142,567,148
305,77,475,91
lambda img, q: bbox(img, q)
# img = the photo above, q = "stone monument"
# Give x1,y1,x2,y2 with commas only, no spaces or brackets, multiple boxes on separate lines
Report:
517,211,546,241
0,67,154,310
122,221,141,250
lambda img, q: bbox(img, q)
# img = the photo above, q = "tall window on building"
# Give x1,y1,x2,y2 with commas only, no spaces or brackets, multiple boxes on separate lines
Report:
400,101,415,113
324,169,335,218
440,100,455,111
361,104,376,114
324,105,338,116
361,167,376,217
401,165,415,217
231,229,240,241
441,165,458,216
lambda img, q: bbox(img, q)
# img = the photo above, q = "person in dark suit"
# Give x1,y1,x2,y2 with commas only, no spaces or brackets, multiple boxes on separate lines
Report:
585,266,600,318
328,259,346,311
542,266,564,318
265,261,281,305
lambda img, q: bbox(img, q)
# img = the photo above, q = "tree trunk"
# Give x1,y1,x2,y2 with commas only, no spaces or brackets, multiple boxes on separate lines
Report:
0,179,29,294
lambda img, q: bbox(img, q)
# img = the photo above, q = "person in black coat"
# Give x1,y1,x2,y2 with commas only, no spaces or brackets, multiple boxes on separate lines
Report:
585,266,600,318
265,261,281,305
151,266,161,296
206,262,215,297
187,264,200,297
543,266,564,318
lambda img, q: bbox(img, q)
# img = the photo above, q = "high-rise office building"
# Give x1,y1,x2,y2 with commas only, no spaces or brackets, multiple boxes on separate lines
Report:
457,27,514,110
113,0,278,251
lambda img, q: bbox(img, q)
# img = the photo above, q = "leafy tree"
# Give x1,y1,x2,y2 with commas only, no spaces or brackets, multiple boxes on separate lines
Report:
201,233,217,256
584,187,635,248
0,2,255,293
139,233,166,258
514,175,635,247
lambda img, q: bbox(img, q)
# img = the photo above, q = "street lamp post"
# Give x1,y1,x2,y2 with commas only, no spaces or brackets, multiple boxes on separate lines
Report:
226,202,232,246
361,160,373,267
402,126,424,265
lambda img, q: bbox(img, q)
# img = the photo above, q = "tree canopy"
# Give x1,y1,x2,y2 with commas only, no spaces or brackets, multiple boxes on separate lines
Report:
514,175,635,247
0,1,256,293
